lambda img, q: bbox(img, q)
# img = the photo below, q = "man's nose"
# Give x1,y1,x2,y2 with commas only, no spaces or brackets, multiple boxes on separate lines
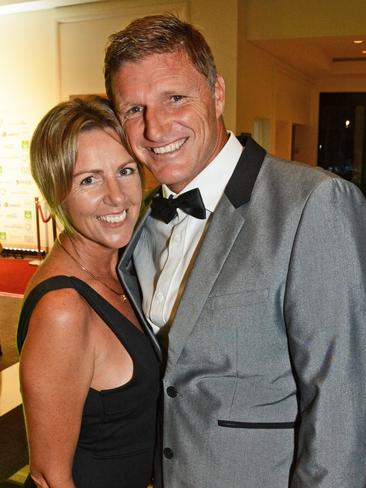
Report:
144,106,169,140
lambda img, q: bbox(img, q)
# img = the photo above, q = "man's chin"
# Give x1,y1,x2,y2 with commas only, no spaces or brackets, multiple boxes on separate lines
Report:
142,159,191,190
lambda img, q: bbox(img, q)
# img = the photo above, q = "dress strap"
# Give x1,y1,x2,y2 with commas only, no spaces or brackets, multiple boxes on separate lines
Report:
17,275,122,352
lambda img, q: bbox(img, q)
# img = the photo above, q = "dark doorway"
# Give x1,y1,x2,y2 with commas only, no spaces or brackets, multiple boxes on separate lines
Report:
317,92,366,195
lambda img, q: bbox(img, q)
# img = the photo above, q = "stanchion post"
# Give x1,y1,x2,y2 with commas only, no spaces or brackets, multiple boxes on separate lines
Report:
29,197,42,266
52,216,57,243
35,197,41,261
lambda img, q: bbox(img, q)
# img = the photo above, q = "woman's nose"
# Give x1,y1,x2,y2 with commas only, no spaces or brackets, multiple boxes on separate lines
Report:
104,177,125,206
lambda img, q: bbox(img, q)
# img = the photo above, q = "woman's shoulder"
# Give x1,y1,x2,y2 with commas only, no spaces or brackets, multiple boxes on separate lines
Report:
19,281,94,374
24,247,90,306
24,246,75,293
24,272,93,341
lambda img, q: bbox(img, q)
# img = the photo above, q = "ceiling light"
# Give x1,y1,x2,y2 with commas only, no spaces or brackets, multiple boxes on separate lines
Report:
353,40,363,44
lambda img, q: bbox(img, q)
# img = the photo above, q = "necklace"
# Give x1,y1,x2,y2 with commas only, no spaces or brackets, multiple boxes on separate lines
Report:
57,236,127,302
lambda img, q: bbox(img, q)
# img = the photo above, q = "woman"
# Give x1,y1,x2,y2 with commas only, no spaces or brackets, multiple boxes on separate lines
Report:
18,96,160,488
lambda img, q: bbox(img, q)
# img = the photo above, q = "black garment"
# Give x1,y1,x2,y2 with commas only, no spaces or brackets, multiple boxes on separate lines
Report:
18,275,160,488
150,188,206,223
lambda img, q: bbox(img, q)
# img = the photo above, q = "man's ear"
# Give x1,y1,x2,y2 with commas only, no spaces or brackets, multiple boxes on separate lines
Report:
214,75,225,118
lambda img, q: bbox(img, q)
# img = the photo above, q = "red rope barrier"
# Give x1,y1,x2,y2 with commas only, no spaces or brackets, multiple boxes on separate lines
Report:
36,201,53,223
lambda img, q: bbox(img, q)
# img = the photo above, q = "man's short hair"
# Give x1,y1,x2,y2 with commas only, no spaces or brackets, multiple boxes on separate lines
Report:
104,14,217,105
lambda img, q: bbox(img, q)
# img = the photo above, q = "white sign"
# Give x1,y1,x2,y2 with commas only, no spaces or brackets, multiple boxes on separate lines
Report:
0,113,39,249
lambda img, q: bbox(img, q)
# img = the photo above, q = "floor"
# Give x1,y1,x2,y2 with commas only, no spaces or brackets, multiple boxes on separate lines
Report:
0,295,29,486
0,296,22,372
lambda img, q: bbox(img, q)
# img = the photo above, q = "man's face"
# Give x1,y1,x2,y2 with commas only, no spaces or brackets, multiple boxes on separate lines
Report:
112,50,227,193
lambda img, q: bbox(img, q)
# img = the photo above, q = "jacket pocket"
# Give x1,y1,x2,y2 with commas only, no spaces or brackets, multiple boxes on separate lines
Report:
206,288,269,310
218,419,296,429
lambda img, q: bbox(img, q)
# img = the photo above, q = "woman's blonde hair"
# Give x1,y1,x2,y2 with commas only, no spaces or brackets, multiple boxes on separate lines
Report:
30,95,127,233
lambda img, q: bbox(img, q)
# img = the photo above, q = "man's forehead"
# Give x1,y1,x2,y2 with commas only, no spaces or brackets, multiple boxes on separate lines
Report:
118,53,207,84
117,50,199,77
113,57,203,102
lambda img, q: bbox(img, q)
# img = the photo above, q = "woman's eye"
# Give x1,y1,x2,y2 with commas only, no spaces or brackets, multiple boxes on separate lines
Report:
80,175,95,186
119,167,134,176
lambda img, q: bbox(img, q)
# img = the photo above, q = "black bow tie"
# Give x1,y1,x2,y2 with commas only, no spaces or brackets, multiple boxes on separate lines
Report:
150,188,206,224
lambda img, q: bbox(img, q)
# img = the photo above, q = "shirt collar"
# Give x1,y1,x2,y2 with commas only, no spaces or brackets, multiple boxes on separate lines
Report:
162,131,243,213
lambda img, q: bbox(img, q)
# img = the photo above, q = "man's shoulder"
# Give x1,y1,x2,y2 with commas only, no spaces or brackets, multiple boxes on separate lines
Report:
251,152,361,207
261,153,340,191
237,135,337,192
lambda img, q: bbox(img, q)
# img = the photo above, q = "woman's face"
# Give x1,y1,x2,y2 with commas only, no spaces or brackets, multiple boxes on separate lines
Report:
62,128,141,249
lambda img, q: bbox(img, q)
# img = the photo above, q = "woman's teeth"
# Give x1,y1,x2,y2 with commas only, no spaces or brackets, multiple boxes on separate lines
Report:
96,211,126,223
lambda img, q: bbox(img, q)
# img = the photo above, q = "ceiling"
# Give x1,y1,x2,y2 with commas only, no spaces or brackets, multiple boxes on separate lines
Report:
1,0,366,79
0,0,102,14
250,36,366,78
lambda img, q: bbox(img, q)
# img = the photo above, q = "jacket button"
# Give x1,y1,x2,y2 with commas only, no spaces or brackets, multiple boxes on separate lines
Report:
163,447,174,459
166,386,178,397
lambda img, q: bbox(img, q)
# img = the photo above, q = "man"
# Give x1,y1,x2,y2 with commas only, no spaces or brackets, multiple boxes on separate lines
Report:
104,14,366,488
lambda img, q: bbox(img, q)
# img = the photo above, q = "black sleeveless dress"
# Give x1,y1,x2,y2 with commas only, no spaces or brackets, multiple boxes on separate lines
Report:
17,275,160,488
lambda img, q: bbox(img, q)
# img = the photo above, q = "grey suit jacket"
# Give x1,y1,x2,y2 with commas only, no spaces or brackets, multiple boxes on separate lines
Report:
119,137,366,488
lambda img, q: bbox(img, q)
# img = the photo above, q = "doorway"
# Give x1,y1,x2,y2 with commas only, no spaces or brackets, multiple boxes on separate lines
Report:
317,92,366,195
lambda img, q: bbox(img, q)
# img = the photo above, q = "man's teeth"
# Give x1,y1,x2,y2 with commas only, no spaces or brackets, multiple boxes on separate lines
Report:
152,139,185,154
96,211,126,223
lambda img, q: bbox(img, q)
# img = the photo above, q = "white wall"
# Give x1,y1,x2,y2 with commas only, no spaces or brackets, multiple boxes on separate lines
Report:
0,10,58,248
236,4,317,163
0,0,240,249
3,0,362,249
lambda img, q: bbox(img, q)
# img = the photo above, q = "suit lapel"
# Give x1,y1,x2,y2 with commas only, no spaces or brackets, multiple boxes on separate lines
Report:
118,209,163,362
166,136,266,371
165,195,245,371
118,184,160,303
118,136,266,367
225,135,266,208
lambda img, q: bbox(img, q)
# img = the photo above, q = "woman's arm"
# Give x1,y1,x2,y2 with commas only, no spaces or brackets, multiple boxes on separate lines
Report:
20,288,95,488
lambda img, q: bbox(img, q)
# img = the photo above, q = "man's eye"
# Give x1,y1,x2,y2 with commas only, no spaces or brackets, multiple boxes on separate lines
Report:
127,106,143,116
171,95,184,103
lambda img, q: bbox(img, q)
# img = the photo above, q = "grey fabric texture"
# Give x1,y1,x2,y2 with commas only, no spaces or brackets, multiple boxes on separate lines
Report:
119,138,366,488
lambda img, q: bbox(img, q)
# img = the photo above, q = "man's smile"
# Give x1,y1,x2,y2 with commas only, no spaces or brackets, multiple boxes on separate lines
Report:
150,138,187,155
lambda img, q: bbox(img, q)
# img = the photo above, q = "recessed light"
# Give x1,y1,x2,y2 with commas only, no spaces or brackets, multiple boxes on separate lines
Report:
353,40,363,44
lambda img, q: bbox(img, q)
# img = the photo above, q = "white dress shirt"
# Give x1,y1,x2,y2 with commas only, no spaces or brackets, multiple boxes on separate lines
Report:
134,132,243,333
